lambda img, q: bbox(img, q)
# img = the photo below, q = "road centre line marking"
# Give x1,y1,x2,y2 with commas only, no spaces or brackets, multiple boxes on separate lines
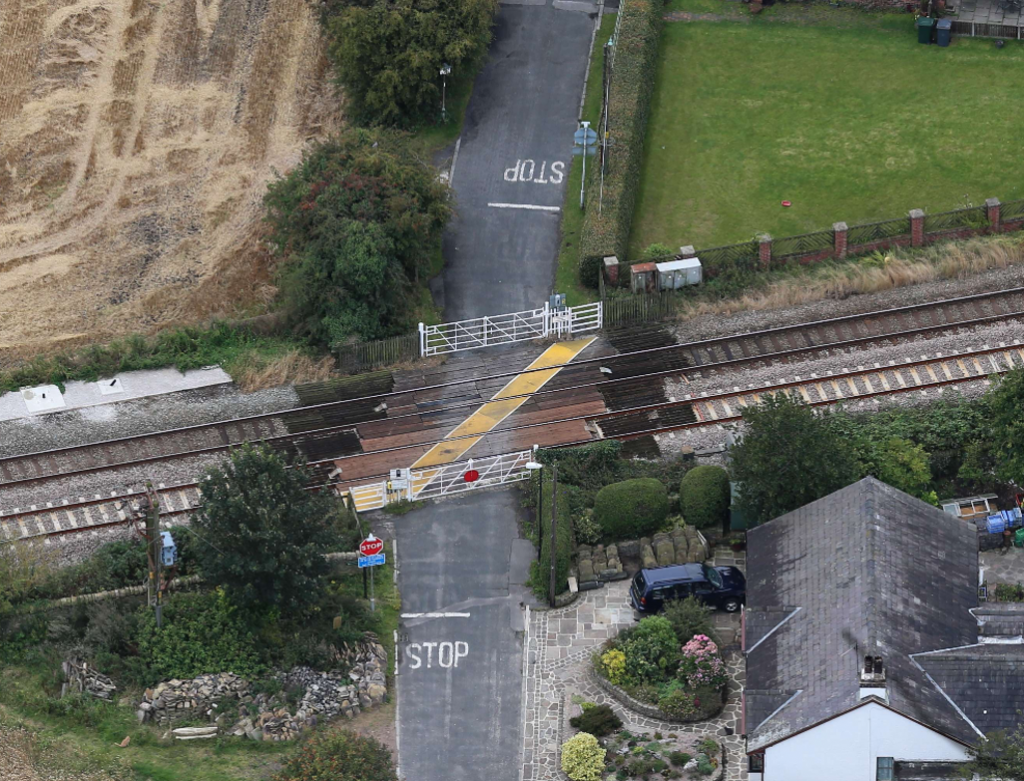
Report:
410,337,596,471
487,202,561,212
401,612,471,618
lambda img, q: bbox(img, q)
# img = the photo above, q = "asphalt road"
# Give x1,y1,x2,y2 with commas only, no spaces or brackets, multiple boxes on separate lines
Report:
438,0,597,320
396,490,535,781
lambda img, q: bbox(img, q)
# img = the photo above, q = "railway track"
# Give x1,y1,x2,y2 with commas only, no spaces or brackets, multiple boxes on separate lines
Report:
3,287,1024,491
3,289,1024,541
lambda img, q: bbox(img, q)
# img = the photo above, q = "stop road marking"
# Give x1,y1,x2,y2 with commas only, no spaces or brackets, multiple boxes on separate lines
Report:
406,641,469,669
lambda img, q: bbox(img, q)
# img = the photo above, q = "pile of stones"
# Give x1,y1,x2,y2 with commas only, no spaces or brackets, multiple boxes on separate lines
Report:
61,659,117,700
134,638,388,742
576,524,709,587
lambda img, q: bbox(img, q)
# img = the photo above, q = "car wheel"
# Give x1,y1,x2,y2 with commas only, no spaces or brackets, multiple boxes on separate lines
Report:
723,598,741,613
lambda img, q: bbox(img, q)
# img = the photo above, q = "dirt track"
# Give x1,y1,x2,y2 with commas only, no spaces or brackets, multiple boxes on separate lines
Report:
0,0,340,356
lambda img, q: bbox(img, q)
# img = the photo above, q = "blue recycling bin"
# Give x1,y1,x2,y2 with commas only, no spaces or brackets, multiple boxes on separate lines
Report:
936,18,952,46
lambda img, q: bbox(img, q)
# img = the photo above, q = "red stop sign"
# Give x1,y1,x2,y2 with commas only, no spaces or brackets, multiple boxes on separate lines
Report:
359,536,384,557
464,469,480,483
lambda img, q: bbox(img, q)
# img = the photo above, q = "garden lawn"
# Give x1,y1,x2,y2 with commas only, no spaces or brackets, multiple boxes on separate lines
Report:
628,14,1024,255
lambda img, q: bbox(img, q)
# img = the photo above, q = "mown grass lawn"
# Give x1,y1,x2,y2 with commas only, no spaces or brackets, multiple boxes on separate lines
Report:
628,10,1024,255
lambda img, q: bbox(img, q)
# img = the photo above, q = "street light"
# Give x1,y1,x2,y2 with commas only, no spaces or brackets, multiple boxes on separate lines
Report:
524,445,558,607
440,63,452,123
525,447,544,565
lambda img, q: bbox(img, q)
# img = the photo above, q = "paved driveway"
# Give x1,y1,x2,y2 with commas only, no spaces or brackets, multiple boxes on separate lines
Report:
438,0,597,320
396,490,535,781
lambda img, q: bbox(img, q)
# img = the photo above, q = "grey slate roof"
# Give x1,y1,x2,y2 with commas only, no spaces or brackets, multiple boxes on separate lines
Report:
745,478,981,750
914,643,1024,736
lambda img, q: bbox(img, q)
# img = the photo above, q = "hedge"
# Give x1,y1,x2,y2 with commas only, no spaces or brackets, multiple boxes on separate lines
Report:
532,476,576,595
578,0,665,287
679,466,731,530
593,478,669,540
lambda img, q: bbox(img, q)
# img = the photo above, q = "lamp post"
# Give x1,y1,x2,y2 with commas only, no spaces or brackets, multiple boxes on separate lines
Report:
525,447,544,564
440,63,452,123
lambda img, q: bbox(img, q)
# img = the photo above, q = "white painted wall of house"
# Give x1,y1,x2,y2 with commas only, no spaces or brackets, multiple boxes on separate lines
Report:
761,701,969,781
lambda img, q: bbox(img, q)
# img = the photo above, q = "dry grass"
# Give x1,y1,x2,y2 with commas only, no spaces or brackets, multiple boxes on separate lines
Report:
678,236,1024,320
230,350,337,392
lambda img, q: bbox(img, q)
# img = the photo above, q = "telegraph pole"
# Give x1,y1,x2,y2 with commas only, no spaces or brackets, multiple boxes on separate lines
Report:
143,482,163,628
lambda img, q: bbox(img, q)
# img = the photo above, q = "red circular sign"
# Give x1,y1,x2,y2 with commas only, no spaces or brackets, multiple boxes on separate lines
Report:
464,469,480,483
359,537,384,556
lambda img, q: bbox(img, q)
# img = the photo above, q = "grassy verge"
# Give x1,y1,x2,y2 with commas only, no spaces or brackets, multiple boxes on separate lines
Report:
629,8,1024,255
555,12,618,305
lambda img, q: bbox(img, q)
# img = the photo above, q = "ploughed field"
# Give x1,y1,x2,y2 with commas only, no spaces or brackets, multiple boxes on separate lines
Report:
0,0,340,355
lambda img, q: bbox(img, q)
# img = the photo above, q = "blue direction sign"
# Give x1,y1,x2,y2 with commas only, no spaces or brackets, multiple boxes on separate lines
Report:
573,127,598,146
358,552,386,568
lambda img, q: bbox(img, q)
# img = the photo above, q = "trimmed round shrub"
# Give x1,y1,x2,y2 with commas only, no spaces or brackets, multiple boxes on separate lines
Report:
273,729,396,781
561,732,606,781
569,703,622,737
593,478,669,540
679,466,731,530
620,616,678,683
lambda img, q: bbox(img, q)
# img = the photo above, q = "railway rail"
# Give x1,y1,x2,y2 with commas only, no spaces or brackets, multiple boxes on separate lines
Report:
2,288,1024,541
3,287,1024,491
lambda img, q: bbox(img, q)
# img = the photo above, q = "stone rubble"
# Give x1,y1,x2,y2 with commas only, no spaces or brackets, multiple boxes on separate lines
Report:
61,659,117,700
134,638,388,742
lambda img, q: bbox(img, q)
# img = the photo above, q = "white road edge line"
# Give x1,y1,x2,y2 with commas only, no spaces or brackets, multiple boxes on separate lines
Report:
394,627,401,780
449,137,461,186
487,202,561,212
400,612,472,618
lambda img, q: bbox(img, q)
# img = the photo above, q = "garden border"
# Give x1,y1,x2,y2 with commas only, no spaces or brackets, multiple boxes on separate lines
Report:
593,670,727,724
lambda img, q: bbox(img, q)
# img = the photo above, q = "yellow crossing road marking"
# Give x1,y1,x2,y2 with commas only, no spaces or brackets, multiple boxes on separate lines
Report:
410,337,596,470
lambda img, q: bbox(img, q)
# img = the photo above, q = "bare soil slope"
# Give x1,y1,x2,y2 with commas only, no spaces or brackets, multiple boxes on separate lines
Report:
0,0,340,355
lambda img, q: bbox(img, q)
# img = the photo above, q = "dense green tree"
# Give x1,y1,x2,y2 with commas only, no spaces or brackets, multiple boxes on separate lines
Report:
326,0,497,126
865,437,937,504
988,367,1024,487
962,722,1024,780
191,444,341,613
264,130,451,345
730,393,859,526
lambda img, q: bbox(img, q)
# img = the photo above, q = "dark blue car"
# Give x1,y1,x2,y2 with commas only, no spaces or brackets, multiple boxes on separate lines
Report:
630,563,746,616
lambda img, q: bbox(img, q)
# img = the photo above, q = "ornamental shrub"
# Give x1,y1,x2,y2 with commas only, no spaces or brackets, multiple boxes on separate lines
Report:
678,634,727,690
273,729,396,781
561,732,606,781
599,648,627,684
658,689,698,721
593,478,670,541
679,466,731,530
669,751,692,767
620,616,678,683
663,595,716,646
569,704,623,737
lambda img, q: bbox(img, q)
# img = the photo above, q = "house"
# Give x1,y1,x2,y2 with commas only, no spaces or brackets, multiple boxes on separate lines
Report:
742,477,1024,781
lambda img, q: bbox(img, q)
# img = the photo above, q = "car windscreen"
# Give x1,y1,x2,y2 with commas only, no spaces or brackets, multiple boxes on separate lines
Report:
633,572,647,592
702,565,723,589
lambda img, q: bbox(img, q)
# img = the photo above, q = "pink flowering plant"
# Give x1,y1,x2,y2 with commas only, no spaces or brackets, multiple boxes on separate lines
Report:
677,634,727,690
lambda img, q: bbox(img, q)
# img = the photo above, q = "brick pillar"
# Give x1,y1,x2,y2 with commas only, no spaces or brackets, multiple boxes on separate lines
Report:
757,234,772,269
833,222,849,260
603,255,619,286
986,198,1001,232
678,245,697,259
910,209,925,247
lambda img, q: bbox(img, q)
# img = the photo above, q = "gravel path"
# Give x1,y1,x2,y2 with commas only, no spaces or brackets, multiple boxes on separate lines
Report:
0,383,300,458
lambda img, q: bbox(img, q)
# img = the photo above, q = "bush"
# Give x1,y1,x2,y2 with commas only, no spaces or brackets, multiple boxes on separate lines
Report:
663,596,716,646
561,732,606,781
678,634,727,690
620,616,677,683
680,466,731,530
593,478,670,541
598,648,627,685
273,729,397,781
658,689,698,721
669,751,692,767
325,0,496,127
265,130,451,345
577,0,664,285
697,738,719,755
697,755,715,776
135,591,265,681
569,704,623,737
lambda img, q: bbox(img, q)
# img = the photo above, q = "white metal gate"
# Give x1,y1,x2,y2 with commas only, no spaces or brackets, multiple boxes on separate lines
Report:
419,301,603,357
345,450,534,513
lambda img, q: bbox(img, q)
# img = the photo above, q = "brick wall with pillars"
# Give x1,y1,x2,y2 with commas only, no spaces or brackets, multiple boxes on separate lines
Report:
910,209,925,247
758,234,772,268
833,222,849,260
986,198,1001,232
